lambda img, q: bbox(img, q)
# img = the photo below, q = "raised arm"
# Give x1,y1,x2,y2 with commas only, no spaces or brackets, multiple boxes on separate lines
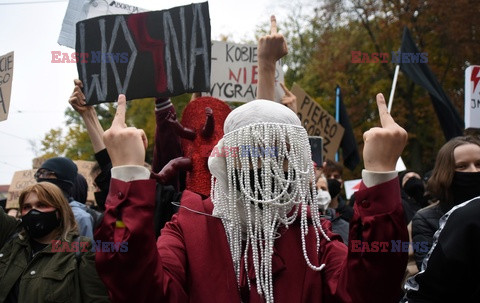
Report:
322,93,409,302
96,95,187,302
257,15,288,101
69,79,106,153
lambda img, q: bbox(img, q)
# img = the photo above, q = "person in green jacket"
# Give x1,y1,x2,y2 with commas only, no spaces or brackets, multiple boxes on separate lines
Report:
0,182,109,302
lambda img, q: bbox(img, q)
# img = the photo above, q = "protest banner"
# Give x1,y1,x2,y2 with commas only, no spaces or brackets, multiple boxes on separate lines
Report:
465,65,480,129
292,83,344,161
0,51,14,122
6,169,36,209
76,2,211,105
58,0,148,49
208,41,284,102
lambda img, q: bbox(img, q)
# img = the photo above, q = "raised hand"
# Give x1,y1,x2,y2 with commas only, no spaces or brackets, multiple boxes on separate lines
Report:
257,15,288,101
280,82,297,113
69,79,106,153
103,95,148,167
258,15,288,64
363,93,408,172
69,79,92,115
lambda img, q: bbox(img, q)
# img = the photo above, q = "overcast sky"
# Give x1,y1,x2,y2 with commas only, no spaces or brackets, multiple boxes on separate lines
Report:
0,0,308,185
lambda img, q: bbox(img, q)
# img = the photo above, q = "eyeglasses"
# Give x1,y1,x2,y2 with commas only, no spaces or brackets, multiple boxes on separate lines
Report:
34,169,57,180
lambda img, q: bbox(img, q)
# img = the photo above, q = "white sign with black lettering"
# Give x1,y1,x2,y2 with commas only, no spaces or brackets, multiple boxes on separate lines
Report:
465,65,480,129
58,0,147,49
208,41,284,102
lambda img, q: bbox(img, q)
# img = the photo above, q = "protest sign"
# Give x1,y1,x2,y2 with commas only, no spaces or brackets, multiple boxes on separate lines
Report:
0,51,14,122
465,65,480,129
344,179,362,200
73,160,96,204
6,169,36,209
76,2,211,104
58,0,148,49
292,84,344,161
6,160,97,209
208,41,284,102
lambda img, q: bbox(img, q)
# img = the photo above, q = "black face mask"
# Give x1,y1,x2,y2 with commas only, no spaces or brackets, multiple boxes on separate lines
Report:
404,177,426,205
451,171,480,205
22,209,61,239
94,191,107,211
327,178,341,199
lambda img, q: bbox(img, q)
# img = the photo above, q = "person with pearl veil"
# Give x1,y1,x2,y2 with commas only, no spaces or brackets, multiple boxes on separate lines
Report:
94,16,409,303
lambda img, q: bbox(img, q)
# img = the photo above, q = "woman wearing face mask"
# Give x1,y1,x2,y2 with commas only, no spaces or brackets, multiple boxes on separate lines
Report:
316,175,349,245
399,170,428,224
410,136,480,269
405,135,480,301
0,182,109,302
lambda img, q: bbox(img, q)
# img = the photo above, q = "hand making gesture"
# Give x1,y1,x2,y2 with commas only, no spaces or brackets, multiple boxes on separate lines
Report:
363,93,408,172
257,15,288,101
103,95,148,167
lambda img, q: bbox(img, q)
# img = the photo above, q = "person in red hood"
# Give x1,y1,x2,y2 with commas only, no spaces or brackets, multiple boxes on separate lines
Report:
95,16,408,303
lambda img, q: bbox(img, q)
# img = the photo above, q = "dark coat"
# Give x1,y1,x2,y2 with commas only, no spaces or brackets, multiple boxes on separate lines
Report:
411,203,444,269
0,208,109,302
95,177,408,303
406,197,480,302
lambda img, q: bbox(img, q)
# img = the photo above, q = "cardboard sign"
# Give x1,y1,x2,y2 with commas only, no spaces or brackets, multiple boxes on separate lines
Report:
0,51,14,122
6,169,36,210
74,160,96,204
465,65,480,129
292,84,344,161
76,2,211,104
208,41,284,102
5,160,97,209
58,0,148,49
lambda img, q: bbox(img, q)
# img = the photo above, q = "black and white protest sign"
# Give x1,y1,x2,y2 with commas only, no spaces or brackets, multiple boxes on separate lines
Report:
76,2,211,104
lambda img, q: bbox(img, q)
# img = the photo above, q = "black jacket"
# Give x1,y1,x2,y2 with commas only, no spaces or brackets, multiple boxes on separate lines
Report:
411,203,444,269
406,196,480,302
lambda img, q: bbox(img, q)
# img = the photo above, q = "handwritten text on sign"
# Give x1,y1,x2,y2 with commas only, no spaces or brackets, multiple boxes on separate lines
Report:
76,2,211,104
209,41,284,102
0,52,14,122
291,84,344,161
6,169,36,209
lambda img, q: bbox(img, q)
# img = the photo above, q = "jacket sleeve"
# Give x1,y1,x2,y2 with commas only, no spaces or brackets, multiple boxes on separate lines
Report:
94,178,187,302
94,149,112,194
322,177,409,303
0,207,18,249
73,208,95,241
152,101,183,181
411,212,433,270
79,240,110,302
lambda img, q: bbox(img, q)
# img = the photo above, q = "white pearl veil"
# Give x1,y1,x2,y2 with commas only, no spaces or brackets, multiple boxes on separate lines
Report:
208,100,330,303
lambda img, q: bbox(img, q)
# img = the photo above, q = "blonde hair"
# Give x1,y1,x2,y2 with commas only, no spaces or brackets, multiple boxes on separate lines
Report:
19,182,78,241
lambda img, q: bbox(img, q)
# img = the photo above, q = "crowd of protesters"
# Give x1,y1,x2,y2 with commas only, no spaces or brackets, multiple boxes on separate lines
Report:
1,15,480,303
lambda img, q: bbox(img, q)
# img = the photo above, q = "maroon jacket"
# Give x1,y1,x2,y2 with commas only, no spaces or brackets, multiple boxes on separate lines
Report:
95,177,407,302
